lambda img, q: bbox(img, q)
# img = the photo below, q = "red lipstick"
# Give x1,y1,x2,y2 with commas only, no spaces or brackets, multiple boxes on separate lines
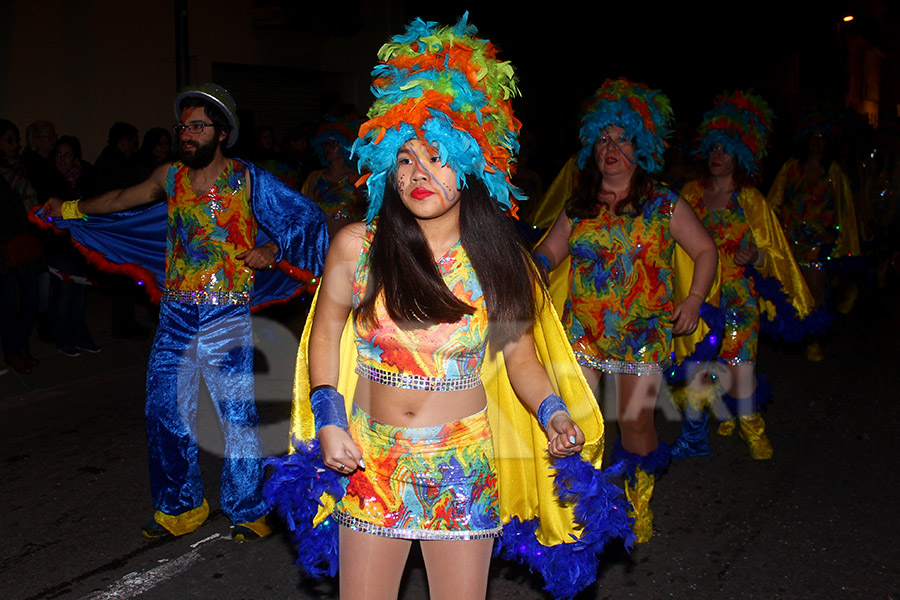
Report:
411,187,433,200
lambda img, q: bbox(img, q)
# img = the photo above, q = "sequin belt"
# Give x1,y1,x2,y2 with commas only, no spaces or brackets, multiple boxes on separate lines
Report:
161,288,251,306
355,363,482,391
575,352,668,376
331,511,501,541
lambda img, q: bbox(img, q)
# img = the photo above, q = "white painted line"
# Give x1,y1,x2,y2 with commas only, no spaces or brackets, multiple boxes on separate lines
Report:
190,532,222,549
78,550,202,600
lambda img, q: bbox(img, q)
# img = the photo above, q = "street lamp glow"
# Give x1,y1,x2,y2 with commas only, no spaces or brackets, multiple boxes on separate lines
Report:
843,15,854,21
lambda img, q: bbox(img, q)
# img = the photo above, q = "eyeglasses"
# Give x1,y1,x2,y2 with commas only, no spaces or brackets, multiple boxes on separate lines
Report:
597,134,634,148
173,123,216,135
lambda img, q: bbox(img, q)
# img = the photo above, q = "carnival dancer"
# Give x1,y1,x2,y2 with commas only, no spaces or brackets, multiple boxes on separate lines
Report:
301,117,364,238
41,84,328,540
533,79,718,543
673,91,821,460
767,106,860,361
265,15,633,600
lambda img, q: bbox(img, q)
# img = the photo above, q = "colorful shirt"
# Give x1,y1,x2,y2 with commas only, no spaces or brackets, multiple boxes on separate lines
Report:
302,170,356,219
681,181,760,364
562,185,677,371
163,160,256,296
352,223,488,381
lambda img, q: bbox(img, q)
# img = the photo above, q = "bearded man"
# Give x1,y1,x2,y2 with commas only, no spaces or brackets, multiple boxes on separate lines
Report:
42,84,328,541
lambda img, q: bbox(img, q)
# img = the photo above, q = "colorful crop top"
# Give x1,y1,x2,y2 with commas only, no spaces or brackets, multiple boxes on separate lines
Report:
351,224,489,391
163,160,257,304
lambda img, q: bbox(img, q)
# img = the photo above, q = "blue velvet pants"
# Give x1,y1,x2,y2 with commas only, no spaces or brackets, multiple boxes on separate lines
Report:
145,301,266,524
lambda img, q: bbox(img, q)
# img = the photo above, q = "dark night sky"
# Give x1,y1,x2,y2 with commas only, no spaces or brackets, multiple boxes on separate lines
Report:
364,1,891,183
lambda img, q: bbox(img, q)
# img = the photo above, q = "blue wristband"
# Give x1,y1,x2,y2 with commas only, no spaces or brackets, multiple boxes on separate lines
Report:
533,253,551,273
537,393,569,430
310,385,348,434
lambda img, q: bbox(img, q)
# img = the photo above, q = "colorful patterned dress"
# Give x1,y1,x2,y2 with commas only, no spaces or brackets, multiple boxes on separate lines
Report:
767,158,859,268
562,185,677,375
302,169,357,221
681,181,759,364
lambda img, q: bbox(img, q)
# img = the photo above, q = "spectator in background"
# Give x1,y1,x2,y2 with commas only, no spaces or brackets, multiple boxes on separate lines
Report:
46,135,101,356
137,127,174,182
22,120,58,200
280,125,315,184
22,120,58,342
0,119,44,374
254,126,300,189
95,122,149,341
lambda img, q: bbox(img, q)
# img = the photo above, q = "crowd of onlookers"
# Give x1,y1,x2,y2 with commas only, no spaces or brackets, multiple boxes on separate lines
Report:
0,115,329,377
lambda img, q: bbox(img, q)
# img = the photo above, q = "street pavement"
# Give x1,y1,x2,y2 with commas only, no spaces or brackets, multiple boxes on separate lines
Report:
2,283,898,600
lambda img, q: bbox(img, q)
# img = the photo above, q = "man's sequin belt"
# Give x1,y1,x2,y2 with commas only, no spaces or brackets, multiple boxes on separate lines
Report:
355,363,482,391
162,288,251,305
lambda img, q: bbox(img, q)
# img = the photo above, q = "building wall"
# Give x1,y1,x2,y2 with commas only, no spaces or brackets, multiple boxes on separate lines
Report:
0,0,390,161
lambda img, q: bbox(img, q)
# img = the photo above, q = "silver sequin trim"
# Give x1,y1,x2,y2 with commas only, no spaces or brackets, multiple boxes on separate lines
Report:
331,510,501,540
355,363,481,391
162,288,251,306
575,352,668,376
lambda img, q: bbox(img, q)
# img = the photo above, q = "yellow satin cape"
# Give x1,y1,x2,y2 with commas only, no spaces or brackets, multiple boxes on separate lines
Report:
528,154,581,229
766,158,860,258
289,284,606,547
674,182,817,355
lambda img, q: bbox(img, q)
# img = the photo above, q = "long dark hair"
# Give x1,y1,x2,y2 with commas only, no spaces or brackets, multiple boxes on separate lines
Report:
567,154,654,218
356,176,537,346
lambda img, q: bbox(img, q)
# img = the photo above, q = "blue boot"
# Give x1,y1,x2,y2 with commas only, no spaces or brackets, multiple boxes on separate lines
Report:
670,407,711,459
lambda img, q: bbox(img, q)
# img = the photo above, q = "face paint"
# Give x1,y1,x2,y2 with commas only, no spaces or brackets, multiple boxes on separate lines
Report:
595,125,638,179
395,139,460,219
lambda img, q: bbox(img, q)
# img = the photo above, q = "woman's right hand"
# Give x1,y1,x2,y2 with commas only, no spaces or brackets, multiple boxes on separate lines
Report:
318,426,365,474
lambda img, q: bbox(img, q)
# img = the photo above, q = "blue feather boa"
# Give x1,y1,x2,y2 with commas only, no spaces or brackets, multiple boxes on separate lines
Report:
494,454,635,599
265,442,634,599
745,266,831,342
610,439,672,481
263,440,344,578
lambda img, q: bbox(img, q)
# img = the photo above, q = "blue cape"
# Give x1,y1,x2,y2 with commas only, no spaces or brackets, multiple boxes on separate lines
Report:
44,160,328,308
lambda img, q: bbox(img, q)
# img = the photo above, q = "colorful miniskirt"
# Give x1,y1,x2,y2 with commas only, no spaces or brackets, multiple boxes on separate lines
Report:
332,405,500,540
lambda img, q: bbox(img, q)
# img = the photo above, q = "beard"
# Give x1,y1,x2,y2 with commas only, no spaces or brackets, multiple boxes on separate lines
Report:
179,135,219,169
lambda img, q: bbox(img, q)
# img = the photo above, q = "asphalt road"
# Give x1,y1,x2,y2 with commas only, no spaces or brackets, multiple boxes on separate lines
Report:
2,284,898,600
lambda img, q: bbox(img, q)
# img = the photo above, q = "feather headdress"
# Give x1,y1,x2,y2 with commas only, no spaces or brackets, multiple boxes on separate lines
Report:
696,90,775,176
352,12,524,221
794,101,839,143
577,78,673,174
311,116,362,165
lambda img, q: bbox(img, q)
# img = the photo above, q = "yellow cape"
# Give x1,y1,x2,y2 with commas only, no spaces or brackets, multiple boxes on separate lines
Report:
675,181,817,355
766,158,860,259
528,154,581,229
289,283,607,546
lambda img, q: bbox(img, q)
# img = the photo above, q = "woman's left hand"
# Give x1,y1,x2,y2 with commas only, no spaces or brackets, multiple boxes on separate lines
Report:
546,413,585,457
671,295,703,335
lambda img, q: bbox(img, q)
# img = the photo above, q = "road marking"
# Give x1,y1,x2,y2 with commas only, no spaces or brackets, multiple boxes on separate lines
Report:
78,534,224,600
